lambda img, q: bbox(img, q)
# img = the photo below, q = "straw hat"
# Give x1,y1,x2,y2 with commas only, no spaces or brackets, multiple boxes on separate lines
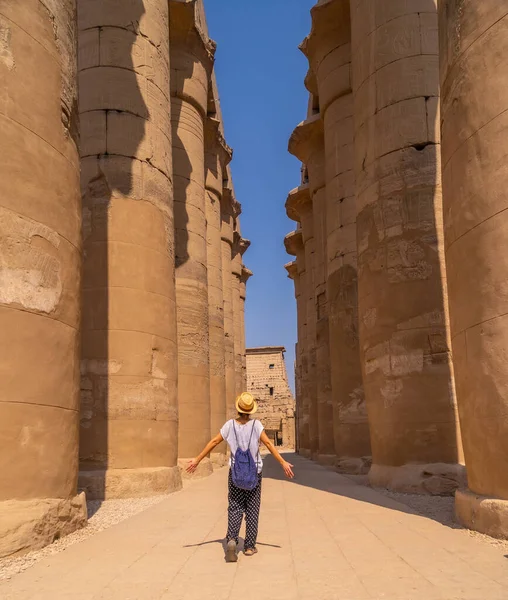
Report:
235,392,258,415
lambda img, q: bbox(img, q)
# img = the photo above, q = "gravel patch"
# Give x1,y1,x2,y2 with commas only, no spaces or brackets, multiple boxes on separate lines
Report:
345,473,508,553
0,495,168,582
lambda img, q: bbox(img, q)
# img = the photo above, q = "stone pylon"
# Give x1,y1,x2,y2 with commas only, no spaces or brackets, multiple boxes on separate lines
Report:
301,0,371,475
286,187,320,459
170,0,215,477
0,0,87,557
78,0,181,498
284,231,309,455
350,0,463,493
221,185,237,419
439,2,508,536
240,266,253,390
204,114,231,462
232,231,250,398
289,116,335,464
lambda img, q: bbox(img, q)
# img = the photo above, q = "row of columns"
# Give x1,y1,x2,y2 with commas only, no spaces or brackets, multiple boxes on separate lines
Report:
285,0,508,538
0,0,251,558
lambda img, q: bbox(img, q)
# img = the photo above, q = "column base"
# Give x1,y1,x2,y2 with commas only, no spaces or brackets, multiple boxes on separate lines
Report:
210,452,228,468
0,493,87,559
178,457,213,480
336,456,372,475
317,454,336,467
456,488,508,540
79,466,182,500
369,462,466,496
298,448,311,458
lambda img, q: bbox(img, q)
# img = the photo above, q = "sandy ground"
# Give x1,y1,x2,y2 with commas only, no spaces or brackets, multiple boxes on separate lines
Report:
0,496,168,582
345,473,508,553
2,455,507,582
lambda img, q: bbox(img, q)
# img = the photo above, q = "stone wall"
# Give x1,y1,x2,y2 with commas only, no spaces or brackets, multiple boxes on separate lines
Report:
0,0,250,558
246,347,296,448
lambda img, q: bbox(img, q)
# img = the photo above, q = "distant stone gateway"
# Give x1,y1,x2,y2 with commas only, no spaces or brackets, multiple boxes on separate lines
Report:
246,347,296,449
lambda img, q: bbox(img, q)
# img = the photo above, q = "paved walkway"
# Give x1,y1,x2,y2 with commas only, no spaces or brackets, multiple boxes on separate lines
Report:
2,454,508,599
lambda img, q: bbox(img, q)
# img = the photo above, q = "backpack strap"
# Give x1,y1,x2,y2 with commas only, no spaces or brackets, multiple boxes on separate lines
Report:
248,419,257,446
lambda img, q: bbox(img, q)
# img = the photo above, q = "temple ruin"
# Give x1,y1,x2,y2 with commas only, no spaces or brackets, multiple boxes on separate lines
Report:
285,0,508,540
0,0,250,558
1,0,508,561
246,347,296,448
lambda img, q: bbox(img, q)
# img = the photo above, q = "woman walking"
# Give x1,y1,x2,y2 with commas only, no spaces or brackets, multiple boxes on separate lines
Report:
186,392,294,562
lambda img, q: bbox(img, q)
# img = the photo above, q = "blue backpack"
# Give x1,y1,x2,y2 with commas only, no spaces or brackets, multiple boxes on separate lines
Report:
231,420,259,490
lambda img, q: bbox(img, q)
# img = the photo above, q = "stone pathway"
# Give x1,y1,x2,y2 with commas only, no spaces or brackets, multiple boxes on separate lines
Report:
2,454,508,599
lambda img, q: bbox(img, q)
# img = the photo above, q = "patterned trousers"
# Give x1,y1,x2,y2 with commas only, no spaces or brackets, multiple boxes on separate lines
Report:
226,470,262,550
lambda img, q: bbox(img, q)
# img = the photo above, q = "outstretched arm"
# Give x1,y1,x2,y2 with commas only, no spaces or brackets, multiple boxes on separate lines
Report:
186,433,223,473
260,431,295,479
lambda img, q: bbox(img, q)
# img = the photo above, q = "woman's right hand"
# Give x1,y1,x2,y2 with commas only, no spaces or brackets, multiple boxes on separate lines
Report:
282,460,295,479
186,458,199,474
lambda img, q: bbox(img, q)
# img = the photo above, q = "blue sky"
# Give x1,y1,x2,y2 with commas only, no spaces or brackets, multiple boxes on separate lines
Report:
206,0,315,391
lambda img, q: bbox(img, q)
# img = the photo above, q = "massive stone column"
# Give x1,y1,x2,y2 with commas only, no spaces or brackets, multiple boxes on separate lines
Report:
284,259,305,454
78,0,181,498
289,117,335,464
301,0,371,474
286,187,320,458
170,1,214,476
0,0,87,557
232,232,250,398
221,188,237,419
285,231,309,455
351,0,463,493
240,266,253,390
205,116,231,463
439,2,508,536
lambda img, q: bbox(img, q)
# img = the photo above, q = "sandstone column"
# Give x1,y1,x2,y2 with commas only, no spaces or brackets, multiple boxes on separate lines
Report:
286,187,320,458
231,232,250,398
170,1,215,476
240,266,253,390
205,116,231,463
284,259,304,453
351,0,462,493
301,0,371,474
285,232,309,455
439,2,508,536
289,118,335,463
221,187,237,419
78,0,181,498
0,0,87,557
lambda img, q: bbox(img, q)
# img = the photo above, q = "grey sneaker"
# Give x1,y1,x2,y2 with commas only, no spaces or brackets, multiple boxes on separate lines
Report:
225,539,238,563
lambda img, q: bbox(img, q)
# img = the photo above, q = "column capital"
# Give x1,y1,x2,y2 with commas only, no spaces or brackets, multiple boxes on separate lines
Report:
239,237,251,256
241,265,253,284
300,0,352,110
285,261,298,280
285,185,312,223
221,186,241,218
170,0,216,117
169,0,216,60
284,229,304,256
300,0,350,64
304,68,318,97
205,117,233,168
288,114,324,165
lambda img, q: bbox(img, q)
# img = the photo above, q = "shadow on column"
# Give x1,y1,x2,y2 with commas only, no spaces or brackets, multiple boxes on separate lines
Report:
79,0,148,504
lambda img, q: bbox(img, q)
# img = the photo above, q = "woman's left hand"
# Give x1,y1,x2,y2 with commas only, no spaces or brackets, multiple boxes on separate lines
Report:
282,461,295,479
186,458,199,474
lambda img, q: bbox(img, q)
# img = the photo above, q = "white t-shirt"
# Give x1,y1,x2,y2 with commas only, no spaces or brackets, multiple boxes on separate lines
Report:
220,419,264,474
